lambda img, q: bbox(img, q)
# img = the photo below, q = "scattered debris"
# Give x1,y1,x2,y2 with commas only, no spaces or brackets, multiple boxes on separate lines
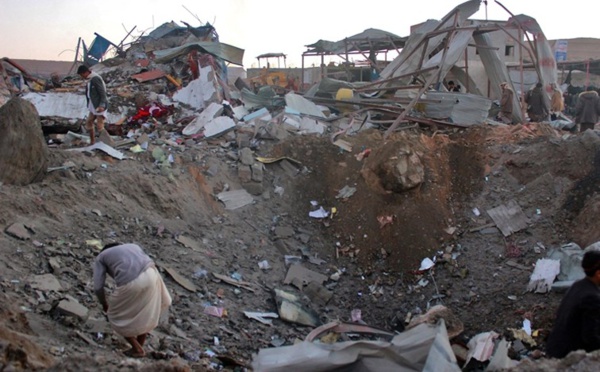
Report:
212,272,255,292
28,274,63,292
159,263,198,292
5,222,33,240
486,200,529,237
68,142,125,160
243,311,279,325
252,320,459,371
217,189,254,210
204,306,227,318
283,264,327,289
274,288,320,327
527,258,560,293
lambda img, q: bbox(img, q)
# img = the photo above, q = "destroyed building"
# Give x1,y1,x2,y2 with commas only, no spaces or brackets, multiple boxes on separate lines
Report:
1,1,600,371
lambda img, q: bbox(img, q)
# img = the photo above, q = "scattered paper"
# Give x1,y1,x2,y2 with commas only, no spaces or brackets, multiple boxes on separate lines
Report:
309,207,329,219
244,311,279,325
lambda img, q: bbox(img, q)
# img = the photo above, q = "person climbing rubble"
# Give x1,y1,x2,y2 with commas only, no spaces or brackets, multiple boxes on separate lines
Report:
77,64,108,144
93,243,172,358
546,250,600,358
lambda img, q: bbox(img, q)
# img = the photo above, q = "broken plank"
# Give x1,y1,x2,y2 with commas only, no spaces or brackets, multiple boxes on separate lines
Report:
332,139,352,152
75,330,99,347
158,263,197,292
486,200,529,237
468,222,496,233
505,260,531,271
212,272,255,292
176,235,204,253
67,142,125,160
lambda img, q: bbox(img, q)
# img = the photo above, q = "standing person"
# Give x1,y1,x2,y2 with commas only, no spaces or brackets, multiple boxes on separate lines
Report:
93,243,172,358
550,83,564,120
525,82,549,122
77,65,108,144
546,250,600,358
497,82,514,124
575,89,600,132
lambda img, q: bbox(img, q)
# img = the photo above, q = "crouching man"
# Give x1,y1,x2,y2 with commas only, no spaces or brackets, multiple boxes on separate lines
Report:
93,243,172,358
546,250,600,358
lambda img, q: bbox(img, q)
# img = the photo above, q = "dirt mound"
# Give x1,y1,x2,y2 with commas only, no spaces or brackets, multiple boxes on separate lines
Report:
46,356,193,372
0,123,599,370
511,349,600,371
0,293,54,371
271,129,484,271
0,97,48,185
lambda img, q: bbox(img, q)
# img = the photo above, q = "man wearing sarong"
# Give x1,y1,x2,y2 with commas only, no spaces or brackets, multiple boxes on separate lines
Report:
93,243,172,358
77,64,108,145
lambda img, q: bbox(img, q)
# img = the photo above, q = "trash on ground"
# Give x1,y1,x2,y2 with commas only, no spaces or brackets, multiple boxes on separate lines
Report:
244,311,279,325
527,258,560,293
204,306,227,318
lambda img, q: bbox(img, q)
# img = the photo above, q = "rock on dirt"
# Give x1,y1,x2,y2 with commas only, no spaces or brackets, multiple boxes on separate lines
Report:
0,97,48,185
0,293,55,371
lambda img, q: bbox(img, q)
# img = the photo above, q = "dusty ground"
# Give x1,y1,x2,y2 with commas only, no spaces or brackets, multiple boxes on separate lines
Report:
1,120,600,370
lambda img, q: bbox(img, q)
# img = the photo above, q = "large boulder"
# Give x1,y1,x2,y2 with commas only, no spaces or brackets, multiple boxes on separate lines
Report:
361,140,425,193
0,97,48,185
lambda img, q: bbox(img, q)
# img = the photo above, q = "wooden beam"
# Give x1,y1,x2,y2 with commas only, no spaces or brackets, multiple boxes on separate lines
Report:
384,67,441,139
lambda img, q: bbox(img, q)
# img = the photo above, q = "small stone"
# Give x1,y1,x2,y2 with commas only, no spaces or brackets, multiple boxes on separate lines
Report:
479,227,499,235
238,165,252,182
251,163,264,182
56,296,89,321
48,258,62,273
239,147,254,165
29,274,63,292
273,226,294,239
226,151,238,161
5,222,32,240
243,182,264,196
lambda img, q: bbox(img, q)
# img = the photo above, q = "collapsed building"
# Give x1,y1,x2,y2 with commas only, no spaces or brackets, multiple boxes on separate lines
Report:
0,0,582,136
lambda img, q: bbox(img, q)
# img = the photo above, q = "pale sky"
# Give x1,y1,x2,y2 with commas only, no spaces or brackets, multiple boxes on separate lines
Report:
1,0,598,68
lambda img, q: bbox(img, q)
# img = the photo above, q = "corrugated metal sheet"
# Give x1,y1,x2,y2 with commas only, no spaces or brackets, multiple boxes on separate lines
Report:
22,92,121,122
424,92,492,124
10,59,73,78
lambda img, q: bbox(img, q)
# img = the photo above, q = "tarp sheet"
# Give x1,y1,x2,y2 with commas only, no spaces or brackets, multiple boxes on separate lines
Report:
252,320,460,372
153,41,245,66
88,34,112,60
305,29,406,55
508,14,558,104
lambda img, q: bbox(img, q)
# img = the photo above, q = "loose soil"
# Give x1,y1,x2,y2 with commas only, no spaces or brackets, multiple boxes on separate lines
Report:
1,122,599,370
